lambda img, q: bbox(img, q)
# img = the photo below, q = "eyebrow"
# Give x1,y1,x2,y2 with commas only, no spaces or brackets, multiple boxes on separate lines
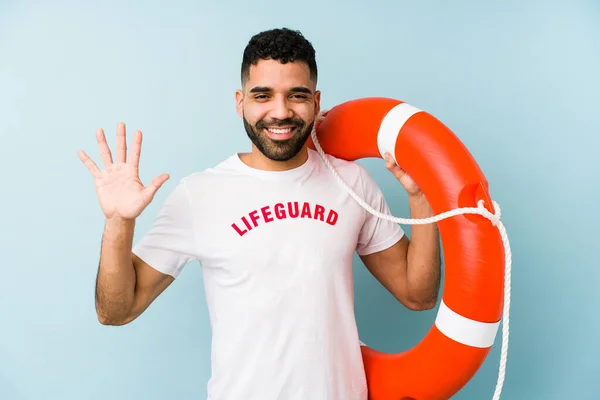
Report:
249,86,312,94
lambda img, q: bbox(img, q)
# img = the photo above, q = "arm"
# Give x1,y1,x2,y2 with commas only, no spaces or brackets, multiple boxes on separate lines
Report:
95,217,174,325
79,123,189,326
359,193,441,310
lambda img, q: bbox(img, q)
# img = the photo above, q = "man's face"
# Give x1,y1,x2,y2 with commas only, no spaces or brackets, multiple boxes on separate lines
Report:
236,59,320,162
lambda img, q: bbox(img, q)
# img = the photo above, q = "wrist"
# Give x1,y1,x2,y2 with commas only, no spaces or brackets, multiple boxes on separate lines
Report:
408,191,428,205
103,217,136,242
105,216,136,227
408,192,433,217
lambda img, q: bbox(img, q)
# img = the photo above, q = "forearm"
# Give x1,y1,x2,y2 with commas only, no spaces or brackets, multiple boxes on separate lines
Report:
96,217,137,325
405,194,441,307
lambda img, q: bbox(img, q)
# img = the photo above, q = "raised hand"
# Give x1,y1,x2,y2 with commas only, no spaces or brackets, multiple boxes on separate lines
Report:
78,122,169,220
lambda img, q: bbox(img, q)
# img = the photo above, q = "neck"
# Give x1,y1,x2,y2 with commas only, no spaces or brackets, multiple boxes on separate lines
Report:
240,144,309,171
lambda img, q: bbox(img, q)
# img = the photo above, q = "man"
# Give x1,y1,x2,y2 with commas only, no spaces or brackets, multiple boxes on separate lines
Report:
78,28,440,400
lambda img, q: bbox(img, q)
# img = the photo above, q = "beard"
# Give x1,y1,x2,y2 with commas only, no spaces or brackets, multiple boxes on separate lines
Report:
243,113,314,162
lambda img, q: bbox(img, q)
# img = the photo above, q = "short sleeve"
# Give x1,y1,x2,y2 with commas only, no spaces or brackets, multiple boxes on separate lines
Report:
132,179,197,278
355,166,405,256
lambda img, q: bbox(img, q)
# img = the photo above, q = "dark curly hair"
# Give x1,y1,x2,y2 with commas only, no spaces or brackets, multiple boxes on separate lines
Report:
241,28,318,85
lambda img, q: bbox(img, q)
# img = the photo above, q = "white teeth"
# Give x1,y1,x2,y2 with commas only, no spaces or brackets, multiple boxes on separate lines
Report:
268,128,292,134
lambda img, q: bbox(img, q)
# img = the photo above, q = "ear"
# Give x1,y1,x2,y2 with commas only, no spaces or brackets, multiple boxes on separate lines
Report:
313,90,321,116
235,89,244,118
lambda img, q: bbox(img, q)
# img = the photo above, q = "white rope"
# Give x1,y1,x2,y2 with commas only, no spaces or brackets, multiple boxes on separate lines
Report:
310,112,511,400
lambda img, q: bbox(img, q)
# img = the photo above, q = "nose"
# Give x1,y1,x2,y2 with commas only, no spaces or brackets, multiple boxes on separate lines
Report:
268,96,294,121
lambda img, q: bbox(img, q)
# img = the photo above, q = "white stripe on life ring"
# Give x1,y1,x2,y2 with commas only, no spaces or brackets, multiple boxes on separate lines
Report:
435,300,500,348
376,102,422,164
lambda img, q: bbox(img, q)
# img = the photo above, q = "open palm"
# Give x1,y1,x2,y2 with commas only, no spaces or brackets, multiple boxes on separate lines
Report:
78,122,169,220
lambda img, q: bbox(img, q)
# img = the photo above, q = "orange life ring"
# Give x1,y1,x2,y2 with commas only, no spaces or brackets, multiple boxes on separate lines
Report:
307,97,507,400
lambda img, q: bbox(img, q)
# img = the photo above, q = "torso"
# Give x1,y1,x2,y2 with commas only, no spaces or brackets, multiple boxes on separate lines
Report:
183,149,374,400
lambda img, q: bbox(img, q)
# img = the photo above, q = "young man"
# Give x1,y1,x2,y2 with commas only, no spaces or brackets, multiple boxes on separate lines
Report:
79,28,440,400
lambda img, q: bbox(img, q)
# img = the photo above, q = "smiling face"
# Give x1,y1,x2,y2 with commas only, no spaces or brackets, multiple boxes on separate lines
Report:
236,58,321,166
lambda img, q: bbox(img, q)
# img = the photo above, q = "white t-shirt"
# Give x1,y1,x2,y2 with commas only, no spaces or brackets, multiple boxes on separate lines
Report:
133,148,404,400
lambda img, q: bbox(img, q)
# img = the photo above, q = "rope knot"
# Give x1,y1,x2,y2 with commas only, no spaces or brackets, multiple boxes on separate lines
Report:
477,200,502,226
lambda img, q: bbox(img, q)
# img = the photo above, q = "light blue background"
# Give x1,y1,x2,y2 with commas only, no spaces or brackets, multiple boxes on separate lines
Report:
1,0,598,399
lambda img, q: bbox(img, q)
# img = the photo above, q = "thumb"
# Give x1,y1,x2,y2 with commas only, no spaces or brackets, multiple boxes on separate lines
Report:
142,173,170,200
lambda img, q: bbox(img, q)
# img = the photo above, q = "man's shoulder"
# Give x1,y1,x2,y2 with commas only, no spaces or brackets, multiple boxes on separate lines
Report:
312,149,373,185
313,149,360,170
